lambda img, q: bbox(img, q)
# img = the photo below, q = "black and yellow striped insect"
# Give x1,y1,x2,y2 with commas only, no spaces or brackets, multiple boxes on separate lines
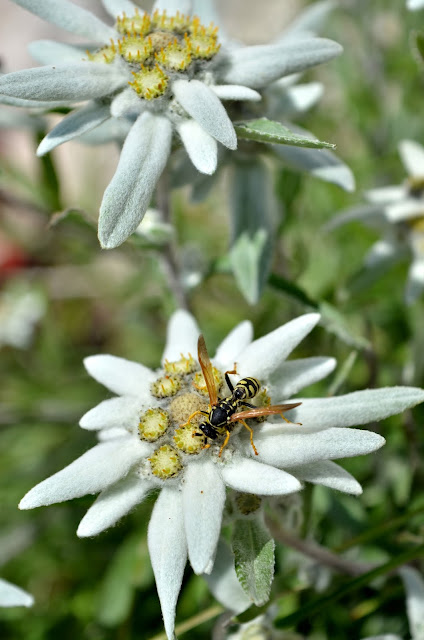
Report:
182,335,301,457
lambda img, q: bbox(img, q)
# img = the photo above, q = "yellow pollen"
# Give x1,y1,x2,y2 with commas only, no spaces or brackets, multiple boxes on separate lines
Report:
129,65,168,100
173,424,205,454
138,408,169,442
164,353,197,375
151,373,180,397
148,445,182,479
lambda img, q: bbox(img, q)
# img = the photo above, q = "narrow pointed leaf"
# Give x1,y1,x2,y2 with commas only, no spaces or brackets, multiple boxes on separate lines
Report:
235,118,335,149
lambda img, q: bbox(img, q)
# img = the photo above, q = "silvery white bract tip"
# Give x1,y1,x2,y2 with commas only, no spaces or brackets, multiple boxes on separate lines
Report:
18,309,424,639
0,578,34,608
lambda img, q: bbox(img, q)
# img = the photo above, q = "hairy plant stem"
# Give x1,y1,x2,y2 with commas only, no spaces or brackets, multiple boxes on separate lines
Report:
266,516,374,577
156,171,191,311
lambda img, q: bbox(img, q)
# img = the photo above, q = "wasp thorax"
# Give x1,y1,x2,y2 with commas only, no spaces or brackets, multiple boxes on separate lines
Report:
164,353,197,376
148,444,182,479
151,373,181,398
235,492,262,516
138,408,169,442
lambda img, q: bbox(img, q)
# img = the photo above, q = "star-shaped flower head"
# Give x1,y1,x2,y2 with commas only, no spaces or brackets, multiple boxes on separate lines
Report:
329,140,424,304
0,0,343,248
19,310,424,638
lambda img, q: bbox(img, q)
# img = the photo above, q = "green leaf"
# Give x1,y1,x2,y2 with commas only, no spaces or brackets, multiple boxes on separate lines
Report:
232,518,275,607
229,159,276,305
275,543,424,629
234,118,335,149
411,30,424,67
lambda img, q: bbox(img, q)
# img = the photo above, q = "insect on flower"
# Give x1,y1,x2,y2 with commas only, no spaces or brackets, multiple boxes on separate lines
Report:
181,335,302,457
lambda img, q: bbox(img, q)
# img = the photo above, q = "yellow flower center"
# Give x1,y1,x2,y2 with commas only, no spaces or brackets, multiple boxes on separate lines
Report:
148,444,182,479
138,408,169,442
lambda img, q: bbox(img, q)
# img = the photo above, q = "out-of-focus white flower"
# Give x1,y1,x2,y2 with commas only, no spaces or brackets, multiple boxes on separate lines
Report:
0,578,33,608
19,310,424,637
0,285,45,349
0,0,343,249
329,140,424,304
407,0,424,10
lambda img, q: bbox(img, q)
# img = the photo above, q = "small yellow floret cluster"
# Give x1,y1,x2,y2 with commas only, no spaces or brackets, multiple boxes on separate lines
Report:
88,9,220,100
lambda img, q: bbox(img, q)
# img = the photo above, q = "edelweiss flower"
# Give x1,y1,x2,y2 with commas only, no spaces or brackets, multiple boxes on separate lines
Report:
0,579,33,608
19,310,424,638
0,0,342,248
329,140,424,304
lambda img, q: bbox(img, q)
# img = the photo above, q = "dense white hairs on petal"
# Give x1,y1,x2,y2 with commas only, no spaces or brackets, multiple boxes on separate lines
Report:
290,460,362,495
28,40,87,65
0,579,34,608
0,95,70,109
98,112,172,249
153,0,193,13
399,139,424,177
290,387,424,430
97,427,128,441
110,88,146,118
178,120,218,175
101,0,139,18
183,461,226,574
77,475,154,537
19,438,150,508
399,567,424,640
11,0,116,42
213,321,253,370
161,309,200,363
249,427,385,468
84,354,156,396
221,38,343,89
222,456,301,495
274,143,355,192
37,103,110,156
236,313,320,381
0,63,127,102
148,487,187,640
211,85,262,102
173,80,237,149
79,396,141,431
270,356,336,400
203,539,252,614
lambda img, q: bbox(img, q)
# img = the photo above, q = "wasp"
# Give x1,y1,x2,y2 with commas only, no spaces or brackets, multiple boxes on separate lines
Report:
181,334,301,457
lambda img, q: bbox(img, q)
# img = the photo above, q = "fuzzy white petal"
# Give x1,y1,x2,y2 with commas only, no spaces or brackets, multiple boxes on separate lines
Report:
407,0,424,9
213,321,253,370
274,144,355,192
101,0,139,18
291,460,362,495
77,474,153,537
178,120,218,175
222,457,301,495
28,40,87,65
365,185,406,203
148,487,187,640
203,539,251,614
0,579,33,608
364,239,399,268
236,313,320,381
173,79,237,149
406,259,424,305
84,354,155,396
183,461,225,574
98,112,172,249
211,85,262,102
37,103,110,155
98,427,128,441
290,387,424,430
153,0,192,13
161,309,200,363
110,87,146,118
79,396,141,431
283,82,324,112
0,95,70,109
250,427,385,468
0,63,126,102
385,200,424,223
399,140,424,177
399,567,424,639
19,437,149,508
12,0,116,41
221,39,343,89
270,357,336,400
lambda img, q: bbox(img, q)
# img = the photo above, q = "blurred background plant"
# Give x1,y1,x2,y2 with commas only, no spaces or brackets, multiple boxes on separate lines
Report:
2,0,424,639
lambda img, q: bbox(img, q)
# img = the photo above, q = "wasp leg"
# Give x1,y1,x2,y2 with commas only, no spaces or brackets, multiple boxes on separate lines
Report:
218,429,231,457
180,410,209,428
224,364,238,392
279,413,302,426
239,419,259,456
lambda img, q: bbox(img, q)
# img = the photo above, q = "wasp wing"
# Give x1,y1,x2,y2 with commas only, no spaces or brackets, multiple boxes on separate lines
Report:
231,402,302,422
197,334,218,406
